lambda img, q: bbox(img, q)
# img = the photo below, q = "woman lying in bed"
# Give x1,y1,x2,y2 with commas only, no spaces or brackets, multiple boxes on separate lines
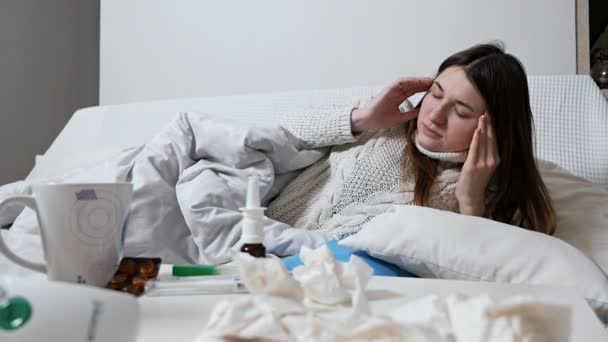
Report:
266,42,556,238
0,42,556,265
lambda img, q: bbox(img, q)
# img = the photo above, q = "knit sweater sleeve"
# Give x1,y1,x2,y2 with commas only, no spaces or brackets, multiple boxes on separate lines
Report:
279,105,360,149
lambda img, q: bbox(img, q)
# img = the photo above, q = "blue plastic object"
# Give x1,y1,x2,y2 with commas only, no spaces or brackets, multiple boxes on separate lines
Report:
282,240,415,277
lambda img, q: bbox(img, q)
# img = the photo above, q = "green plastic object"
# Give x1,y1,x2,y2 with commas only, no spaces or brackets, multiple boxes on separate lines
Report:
0,296,32,331
172,264,218,277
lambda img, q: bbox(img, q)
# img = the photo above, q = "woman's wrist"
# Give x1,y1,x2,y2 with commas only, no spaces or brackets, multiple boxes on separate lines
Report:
350,108,368,133
458,197,486,217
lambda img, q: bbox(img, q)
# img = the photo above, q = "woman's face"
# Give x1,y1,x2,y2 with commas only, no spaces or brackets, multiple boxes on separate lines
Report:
416,66,487,152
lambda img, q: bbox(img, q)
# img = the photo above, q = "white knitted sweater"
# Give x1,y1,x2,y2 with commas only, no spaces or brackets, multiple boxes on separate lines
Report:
266,105,464,239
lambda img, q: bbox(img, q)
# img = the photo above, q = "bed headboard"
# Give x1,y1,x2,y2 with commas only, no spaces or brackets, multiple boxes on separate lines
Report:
100,0,577,105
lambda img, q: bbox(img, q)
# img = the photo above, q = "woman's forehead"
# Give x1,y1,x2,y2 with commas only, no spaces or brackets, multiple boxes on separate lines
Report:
435,66,486,113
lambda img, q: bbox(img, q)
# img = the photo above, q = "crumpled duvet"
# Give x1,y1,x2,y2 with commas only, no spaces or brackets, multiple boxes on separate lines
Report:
1,112,330,265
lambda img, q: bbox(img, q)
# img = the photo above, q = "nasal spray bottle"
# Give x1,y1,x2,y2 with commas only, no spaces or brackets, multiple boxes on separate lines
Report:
239,176,266,258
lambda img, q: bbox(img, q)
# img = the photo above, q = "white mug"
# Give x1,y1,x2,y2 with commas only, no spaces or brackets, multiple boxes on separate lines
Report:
0,183,133,287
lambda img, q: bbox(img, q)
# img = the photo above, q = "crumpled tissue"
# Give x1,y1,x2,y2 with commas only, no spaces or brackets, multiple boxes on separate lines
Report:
197,244,571,342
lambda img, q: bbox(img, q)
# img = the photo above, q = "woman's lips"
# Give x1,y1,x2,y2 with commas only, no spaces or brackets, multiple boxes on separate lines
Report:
422,123,442,139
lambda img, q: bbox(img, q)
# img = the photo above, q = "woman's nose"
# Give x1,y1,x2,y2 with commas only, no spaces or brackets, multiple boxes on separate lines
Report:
428,104,448,126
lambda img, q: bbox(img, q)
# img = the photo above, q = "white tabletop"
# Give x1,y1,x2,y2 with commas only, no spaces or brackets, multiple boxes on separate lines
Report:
136,266,608,342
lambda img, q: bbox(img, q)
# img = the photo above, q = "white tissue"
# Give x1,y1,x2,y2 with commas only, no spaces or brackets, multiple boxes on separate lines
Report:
234,251,303,300
200,245,571,342
389,294,571,342
203,295,306,341
232,244,373,310
399,99,414,113
292,245,372,312
447,295,571,342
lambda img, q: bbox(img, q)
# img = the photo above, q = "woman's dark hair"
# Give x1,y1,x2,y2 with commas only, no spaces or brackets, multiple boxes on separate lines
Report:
404,42,556,235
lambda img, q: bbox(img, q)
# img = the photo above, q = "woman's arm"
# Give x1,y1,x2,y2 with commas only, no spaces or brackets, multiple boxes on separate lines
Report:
280,105,361,149
281,77,433,150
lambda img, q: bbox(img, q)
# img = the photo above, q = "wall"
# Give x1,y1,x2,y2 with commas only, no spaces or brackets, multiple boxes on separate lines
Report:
100,0,576,105
0,0,99,184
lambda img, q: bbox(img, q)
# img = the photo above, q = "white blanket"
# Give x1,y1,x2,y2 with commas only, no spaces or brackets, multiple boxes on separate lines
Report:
1,112,330,265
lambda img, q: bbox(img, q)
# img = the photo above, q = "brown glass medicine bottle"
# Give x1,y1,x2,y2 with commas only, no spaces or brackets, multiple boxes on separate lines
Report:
240,243,266,258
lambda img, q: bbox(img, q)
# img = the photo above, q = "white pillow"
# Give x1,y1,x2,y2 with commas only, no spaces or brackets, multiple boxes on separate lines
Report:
538,160,608,274
339,205,608,323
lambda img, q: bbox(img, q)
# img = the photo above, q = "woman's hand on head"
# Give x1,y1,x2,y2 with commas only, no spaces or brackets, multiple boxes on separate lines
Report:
350,77,433,133
456,114,500,217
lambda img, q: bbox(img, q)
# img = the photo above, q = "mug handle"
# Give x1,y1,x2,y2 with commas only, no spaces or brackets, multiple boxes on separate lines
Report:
0,196,46,273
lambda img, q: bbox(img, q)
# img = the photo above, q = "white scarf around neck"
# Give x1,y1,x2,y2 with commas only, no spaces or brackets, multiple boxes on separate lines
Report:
414,133,467,163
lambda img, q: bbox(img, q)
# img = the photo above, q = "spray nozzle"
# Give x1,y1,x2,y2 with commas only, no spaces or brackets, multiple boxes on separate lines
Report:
245,176,262,209
240,176,265,245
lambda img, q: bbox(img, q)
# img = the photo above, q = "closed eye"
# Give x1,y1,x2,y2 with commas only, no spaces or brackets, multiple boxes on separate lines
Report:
455,104,473,118
431,92,442,99
430,84,443,99
455,109,473,118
